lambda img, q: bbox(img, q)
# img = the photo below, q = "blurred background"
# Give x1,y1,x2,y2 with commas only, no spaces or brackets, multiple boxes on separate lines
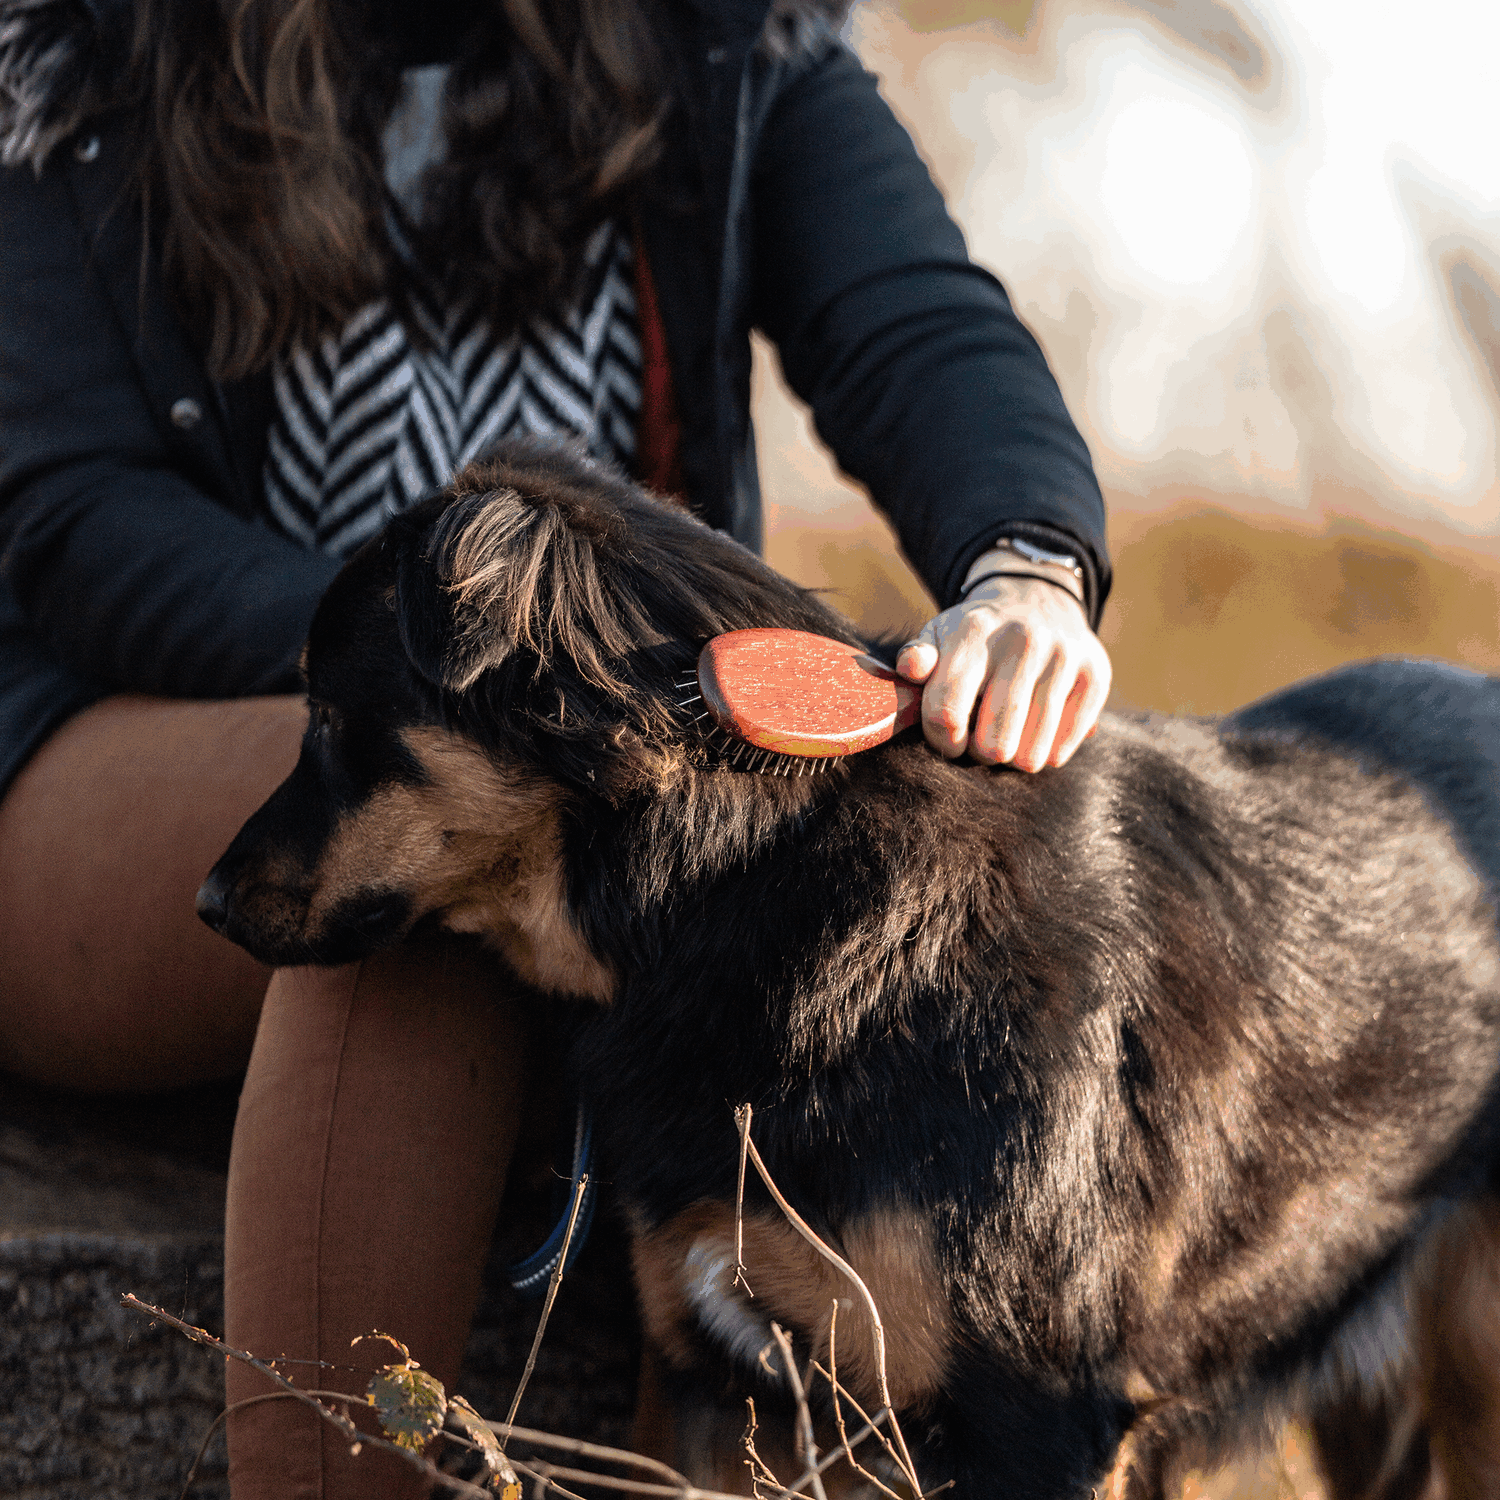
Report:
756,0,1500,714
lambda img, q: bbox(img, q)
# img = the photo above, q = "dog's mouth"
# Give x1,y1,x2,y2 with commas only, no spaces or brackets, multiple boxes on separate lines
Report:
196,866,414,968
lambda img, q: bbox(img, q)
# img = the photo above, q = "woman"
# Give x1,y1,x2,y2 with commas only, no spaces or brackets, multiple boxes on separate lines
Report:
0,0,1112,1494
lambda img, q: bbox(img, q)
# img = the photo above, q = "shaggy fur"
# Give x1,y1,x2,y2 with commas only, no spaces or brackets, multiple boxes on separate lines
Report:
201,442,1500,1499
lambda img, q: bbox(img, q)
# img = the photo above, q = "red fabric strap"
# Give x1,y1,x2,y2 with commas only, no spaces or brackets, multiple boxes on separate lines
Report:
633,233,688,504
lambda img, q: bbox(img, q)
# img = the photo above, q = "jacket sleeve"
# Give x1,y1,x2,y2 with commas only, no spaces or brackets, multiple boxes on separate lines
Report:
748,41,1110,623
0,149,339,700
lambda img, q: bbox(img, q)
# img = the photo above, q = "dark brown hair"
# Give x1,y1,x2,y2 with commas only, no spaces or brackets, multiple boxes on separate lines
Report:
131,0,666,380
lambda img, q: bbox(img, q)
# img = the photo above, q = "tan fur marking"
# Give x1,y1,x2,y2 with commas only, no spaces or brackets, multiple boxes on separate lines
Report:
631,1202,725,1371
304,727,614,1000
1099,1429,1143,1500
631,1200,952,1414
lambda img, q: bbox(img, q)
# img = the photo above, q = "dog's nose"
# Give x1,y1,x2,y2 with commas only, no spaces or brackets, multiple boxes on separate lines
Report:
195,870,232,933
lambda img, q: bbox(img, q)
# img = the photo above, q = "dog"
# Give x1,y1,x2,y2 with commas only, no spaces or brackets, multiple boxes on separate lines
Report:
200,441,1500,1499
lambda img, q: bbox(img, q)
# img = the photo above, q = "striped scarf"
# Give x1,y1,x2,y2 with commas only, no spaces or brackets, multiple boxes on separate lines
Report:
262,220,643,559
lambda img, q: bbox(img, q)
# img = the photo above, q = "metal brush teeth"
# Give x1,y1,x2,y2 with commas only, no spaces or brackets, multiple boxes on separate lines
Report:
672,674,837,777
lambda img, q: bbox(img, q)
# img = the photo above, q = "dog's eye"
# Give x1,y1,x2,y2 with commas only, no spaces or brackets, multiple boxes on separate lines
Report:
309,703,337,738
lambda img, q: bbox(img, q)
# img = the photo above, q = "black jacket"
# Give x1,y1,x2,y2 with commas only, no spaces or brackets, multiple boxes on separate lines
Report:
0,0,1109,795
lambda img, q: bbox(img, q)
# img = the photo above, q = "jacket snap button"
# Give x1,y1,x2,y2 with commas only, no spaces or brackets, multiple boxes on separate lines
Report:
170,398,203,430
73,136,101,163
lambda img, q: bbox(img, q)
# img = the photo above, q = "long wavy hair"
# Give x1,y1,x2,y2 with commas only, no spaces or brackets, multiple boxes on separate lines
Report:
130,0,667,380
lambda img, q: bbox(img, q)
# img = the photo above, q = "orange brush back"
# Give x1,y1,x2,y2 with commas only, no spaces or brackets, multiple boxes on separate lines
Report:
695,629,922,759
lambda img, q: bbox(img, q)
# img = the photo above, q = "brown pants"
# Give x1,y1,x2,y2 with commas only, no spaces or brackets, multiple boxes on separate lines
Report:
0,695,528,1499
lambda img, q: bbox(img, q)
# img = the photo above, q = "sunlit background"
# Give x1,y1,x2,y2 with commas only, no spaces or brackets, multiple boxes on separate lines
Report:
757,0,1500,714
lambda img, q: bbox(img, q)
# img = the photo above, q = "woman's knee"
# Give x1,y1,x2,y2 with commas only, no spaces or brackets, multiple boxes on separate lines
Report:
234,935,533,1236
0,694,306,1090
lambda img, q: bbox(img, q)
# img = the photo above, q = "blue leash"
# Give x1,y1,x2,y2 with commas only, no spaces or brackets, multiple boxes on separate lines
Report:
505,1102,596,1298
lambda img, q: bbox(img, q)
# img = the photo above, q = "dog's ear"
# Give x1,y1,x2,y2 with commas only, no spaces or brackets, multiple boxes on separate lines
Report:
394,479,642,699
391,506,521,694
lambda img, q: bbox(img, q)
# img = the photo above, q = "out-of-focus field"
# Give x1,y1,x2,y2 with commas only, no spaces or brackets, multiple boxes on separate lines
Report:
759,0,1500,716
760,340,1500,713
1100,497,1500,712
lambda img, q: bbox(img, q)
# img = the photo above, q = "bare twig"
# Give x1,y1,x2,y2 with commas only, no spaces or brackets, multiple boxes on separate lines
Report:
742,1396,796,1500
733,1103,754,1295
803,1301,834,1396
130,1291,822,1500
182,1388,465,1500
178,1392,287,1500
483,1419,692,1487
770,1324,829,1500
517,1455,790,1500
502,1170,589,1447
781,1412,887,1498
808,1364,906,1485
120,1296,492,1500
824,1302,902,1500
734,1117,926,1496
515,1458,593,1500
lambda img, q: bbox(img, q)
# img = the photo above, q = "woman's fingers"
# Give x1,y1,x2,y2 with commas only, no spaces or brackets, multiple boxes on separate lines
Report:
992,647,1071,771
895,624,940,684
1049,653,1112,767
969,626,1046,766
913,610,1021,758
904,575,1111,769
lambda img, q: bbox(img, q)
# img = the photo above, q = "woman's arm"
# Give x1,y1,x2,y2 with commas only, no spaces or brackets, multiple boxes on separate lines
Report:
749,39,1111,765
0,145,338,700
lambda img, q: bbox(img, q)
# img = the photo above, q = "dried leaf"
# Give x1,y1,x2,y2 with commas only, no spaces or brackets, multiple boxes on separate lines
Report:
369,1364,447,1452
353,1330,413,1363
447,1395,520,1493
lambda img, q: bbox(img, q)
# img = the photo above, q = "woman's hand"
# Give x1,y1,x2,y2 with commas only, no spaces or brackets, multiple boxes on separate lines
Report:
895,559,1112,771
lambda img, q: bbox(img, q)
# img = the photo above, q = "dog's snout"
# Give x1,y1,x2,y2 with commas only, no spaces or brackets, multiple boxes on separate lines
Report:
196,869,233,933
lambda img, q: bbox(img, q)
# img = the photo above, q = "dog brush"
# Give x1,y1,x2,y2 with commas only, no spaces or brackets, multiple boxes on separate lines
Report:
675,628,922,774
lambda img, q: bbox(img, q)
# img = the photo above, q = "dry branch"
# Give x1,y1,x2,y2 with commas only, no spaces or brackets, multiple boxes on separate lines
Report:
503,1170,590,1444
125,1294,823,1500
769,1323,829,1500
127,1099,936,1500
120,1295,492,1499
823,1303,903,1500
733,1105,926,1496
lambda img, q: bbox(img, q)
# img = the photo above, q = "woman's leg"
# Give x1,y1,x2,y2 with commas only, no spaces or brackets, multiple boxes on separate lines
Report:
225,938,528,1500
0,694,527,1496
0,693,305,1089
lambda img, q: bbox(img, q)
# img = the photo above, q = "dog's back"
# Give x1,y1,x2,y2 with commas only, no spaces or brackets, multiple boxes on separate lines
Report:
1229,657,1500,906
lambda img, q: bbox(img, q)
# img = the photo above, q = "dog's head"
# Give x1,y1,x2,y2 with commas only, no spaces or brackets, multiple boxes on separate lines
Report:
198,443,860,988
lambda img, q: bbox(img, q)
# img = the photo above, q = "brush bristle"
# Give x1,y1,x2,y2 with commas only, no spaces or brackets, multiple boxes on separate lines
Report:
672,674,837,777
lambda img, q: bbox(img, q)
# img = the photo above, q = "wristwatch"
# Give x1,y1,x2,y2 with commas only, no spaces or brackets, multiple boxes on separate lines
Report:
993,536,1084,583
959,536,1086,605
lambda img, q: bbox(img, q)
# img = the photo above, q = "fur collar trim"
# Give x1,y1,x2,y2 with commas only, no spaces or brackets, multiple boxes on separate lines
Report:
760,0,852,59
0,0,127,171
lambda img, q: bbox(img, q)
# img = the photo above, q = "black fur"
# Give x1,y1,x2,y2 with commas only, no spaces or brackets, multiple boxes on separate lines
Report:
204,443,1500,1498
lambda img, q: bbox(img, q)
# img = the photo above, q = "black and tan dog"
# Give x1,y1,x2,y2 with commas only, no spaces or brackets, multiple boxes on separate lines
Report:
200,442,1500,1500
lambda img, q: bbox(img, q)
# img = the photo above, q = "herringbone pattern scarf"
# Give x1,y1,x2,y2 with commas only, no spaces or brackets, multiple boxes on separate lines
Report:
263,221,642,558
